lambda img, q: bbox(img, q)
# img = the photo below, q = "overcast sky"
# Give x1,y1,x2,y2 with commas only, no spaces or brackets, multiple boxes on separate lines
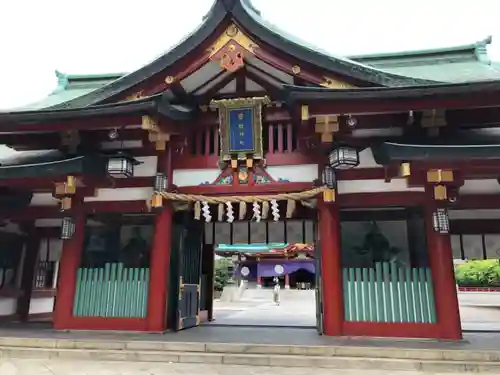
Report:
1,0,499,109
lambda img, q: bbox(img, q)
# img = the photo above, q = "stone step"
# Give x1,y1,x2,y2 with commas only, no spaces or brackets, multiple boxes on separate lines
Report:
1,336,500,364
1,346,499,372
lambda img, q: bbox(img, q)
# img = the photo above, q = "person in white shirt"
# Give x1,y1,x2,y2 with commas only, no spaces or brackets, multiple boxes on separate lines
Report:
272,276,280,306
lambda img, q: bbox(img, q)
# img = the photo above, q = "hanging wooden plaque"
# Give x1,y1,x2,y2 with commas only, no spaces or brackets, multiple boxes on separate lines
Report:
210,96,270,162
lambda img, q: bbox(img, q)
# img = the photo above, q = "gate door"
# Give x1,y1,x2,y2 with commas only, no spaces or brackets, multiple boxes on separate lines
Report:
174,215,204,331
314,222,324,335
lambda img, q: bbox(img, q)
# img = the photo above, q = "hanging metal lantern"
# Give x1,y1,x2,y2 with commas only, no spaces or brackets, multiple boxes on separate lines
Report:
432,208,450,234
106,153,139,178
154,173,168,192
321,165,336,189
61,217,76,240
328,146,359,170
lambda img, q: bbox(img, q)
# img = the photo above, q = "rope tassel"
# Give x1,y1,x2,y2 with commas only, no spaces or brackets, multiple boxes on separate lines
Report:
262,201,269,219
239,201,246,220
160,187,326,204
286,199,296,218
194,201,201,220
202,201,211,222
270,199,280,221
226,201,234,223
218,203,224,221
252,202,261,222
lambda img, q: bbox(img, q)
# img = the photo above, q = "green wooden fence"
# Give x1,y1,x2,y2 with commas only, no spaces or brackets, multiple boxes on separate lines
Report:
342,262,436,324
73,263,149,318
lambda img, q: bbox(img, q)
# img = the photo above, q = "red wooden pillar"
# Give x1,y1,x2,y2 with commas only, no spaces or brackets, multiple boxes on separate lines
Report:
284,274,290,289
425,196,462,340
318,199,343,336
17,223,40,322
53,212,85,330
146,203,173,332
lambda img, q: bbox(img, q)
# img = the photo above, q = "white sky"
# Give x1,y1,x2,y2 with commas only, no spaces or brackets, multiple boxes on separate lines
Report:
0,0,499,109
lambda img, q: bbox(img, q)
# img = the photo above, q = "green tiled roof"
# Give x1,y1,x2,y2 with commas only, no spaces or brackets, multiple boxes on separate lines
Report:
19,71,125,110
17,35,500,109
350,36,500,83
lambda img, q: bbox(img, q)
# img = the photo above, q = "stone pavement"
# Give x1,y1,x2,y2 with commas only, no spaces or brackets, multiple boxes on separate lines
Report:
212,289,316,327
0,359,484,375
212,288,500,331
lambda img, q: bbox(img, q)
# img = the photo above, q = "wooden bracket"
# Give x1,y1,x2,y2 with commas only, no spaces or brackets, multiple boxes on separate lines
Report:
427,169,454,183
314,115,339,143
142,115,170,150
60,130,80,153
421,109,447,128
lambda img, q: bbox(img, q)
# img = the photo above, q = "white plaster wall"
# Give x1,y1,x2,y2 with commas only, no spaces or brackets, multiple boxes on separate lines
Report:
0,298,16,316
266,164,318,182
29,297,54,315
133,156,158,177
461,179,500,194
338,179,424,194
449,209,500,220
84,187,153,202
355,148,379,169
30,193,59,206
35,218,63,227
100,140,142,150
173,169,220,186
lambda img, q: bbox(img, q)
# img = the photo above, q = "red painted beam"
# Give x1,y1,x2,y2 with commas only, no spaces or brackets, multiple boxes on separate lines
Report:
309,95,500,115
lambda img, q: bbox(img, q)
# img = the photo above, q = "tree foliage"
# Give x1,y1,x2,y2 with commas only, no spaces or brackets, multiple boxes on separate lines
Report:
455,259,500,287
214,257,232,291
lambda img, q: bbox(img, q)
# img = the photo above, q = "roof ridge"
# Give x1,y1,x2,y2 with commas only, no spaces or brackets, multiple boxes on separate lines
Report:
351,35,493,61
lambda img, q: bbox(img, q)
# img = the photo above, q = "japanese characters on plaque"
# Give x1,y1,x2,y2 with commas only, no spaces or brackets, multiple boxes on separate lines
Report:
228,108,254,152
210,96,270,164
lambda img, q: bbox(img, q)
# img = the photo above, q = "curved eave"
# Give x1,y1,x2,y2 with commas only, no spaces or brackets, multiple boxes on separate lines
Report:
0,94,197,127
50,0,436,110
0,154,108,180
371,142,500,165
49,1,229,110
233,1,434,87
282,80,500,103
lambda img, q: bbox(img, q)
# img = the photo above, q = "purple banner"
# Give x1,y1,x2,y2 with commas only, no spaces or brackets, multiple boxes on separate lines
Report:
257,261,315,277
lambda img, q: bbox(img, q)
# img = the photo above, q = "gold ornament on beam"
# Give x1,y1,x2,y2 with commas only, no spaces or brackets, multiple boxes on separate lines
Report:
60,197,72,211
427,169,454,183
322,188,336,203
301,105,309,121
400,162,411,177
151,193,163,209
434,185,448,201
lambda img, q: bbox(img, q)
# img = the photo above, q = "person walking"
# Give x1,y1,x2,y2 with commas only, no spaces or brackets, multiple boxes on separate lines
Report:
272,276,280,306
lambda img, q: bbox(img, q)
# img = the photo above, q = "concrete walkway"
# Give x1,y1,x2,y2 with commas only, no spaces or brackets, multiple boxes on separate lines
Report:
212,288,500,331
0,359,475,375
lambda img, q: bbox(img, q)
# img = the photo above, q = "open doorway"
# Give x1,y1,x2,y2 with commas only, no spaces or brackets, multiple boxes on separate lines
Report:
203,219,319,328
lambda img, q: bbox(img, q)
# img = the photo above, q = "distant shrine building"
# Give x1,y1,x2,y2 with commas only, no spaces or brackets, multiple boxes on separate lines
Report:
1,0,500,340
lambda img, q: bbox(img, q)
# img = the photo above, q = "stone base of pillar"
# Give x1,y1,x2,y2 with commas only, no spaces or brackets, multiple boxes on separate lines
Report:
285,284,290,289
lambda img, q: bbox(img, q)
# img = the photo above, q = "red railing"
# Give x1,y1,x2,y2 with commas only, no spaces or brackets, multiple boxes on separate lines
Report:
175,123,309,169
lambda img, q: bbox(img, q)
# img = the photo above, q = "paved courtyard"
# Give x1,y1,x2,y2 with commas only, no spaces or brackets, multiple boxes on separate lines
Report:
0,360,481,375
212,288,500,331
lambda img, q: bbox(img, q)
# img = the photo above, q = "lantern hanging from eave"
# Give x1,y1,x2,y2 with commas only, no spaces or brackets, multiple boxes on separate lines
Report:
106,152,140,178
328,145,359,170
321,165,336,189
61,217,76,240
432,208,450,234
154,173,168,193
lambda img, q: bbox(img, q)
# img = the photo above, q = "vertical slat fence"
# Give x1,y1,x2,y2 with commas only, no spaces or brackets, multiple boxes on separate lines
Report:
342,262,436,323
73,263,149,318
